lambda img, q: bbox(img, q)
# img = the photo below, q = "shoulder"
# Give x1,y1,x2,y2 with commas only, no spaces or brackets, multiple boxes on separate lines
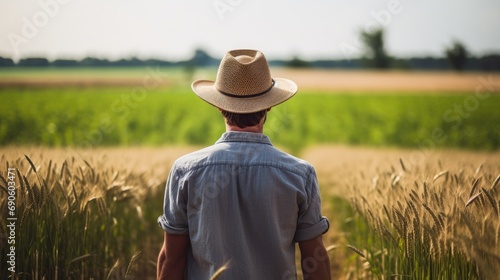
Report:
263,146,316,179
171,146,217,171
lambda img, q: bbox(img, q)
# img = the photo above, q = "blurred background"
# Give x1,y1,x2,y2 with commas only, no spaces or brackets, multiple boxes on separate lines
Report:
1,0,500,70
0,0,499,151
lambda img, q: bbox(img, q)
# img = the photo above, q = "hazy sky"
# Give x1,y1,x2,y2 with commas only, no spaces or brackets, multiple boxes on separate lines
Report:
1,0,499,61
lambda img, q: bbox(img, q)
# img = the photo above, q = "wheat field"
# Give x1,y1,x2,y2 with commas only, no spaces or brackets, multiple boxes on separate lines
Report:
306,146,500,279
1,145,499,279
0,146,192,279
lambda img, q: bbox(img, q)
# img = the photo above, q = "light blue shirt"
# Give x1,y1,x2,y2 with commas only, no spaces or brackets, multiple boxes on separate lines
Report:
158,131,329,279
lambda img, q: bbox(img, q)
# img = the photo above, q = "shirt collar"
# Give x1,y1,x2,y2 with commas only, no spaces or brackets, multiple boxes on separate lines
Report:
215,131,273,146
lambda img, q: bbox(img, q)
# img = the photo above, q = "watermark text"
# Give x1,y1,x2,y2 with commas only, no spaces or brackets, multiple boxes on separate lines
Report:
6,167,17,274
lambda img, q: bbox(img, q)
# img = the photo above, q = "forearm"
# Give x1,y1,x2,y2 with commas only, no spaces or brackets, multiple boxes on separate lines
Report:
157,246,186,280
157,233,189,280
301,253,331,280
157,246,169,280
299,236,331,280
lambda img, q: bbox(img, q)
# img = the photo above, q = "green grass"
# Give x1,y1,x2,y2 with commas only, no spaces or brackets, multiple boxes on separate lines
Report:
0,86,499,153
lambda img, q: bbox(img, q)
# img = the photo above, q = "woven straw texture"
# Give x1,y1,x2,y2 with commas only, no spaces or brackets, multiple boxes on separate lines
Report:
192,49,298,113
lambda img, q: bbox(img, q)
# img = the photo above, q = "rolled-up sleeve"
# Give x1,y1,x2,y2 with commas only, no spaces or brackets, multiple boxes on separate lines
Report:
294,168,330,242
158,166,189,235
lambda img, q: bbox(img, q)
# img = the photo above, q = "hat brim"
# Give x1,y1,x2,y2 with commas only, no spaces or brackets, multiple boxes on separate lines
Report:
191,78,298,113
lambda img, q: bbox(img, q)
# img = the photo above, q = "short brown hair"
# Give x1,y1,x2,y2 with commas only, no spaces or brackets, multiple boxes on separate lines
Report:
221,109,268,128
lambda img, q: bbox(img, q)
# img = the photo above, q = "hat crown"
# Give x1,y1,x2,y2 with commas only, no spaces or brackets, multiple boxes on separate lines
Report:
215,50,273,96
191,49,297,114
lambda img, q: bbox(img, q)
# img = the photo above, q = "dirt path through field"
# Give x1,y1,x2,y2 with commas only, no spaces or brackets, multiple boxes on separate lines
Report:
271,68,500,92
1,68,499,92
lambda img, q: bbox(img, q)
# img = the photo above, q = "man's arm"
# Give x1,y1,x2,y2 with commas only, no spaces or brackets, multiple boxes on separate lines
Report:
298,235,331,280
157,232,190,280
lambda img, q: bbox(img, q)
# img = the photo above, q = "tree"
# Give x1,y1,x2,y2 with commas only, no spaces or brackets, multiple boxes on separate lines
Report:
188,49,217,67
0,57,15,67
445,41,468,71
360,28,390,69
52,59,79,67
286,56,310,68
17,57,49,67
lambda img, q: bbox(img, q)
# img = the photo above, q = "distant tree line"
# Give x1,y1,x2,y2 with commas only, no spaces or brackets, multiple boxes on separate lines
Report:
354,28,499,71
0,45,499,71
0,55,211,68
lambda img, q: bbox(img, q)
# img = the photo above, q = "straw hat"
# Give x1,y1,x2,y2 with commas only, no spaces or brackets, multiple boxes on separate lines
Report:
191,49,298,113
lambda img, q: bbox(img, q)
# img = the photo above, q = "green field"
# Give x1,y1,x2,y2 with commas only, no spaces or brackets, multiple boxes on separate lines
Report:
0,86,499,153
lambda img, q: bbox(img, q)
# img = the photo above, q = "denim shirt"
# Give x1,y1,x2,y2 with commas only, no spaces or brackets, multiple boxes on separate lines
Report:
158,131,329,280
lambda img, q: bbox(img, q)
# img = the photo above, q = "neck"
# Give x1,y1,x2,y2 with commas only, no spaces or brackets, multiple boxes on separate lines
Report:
223,111,267,133
225,123,263,133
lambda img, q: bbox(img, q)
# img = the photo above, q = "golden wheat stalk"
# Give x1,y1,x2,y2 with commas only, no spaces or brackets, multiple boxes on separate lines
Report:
481,188,499,215
433,170,448,182
466,191,482,208
210,261,231,280
491,174,500,190
469,177,481,198
347,244,366,258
